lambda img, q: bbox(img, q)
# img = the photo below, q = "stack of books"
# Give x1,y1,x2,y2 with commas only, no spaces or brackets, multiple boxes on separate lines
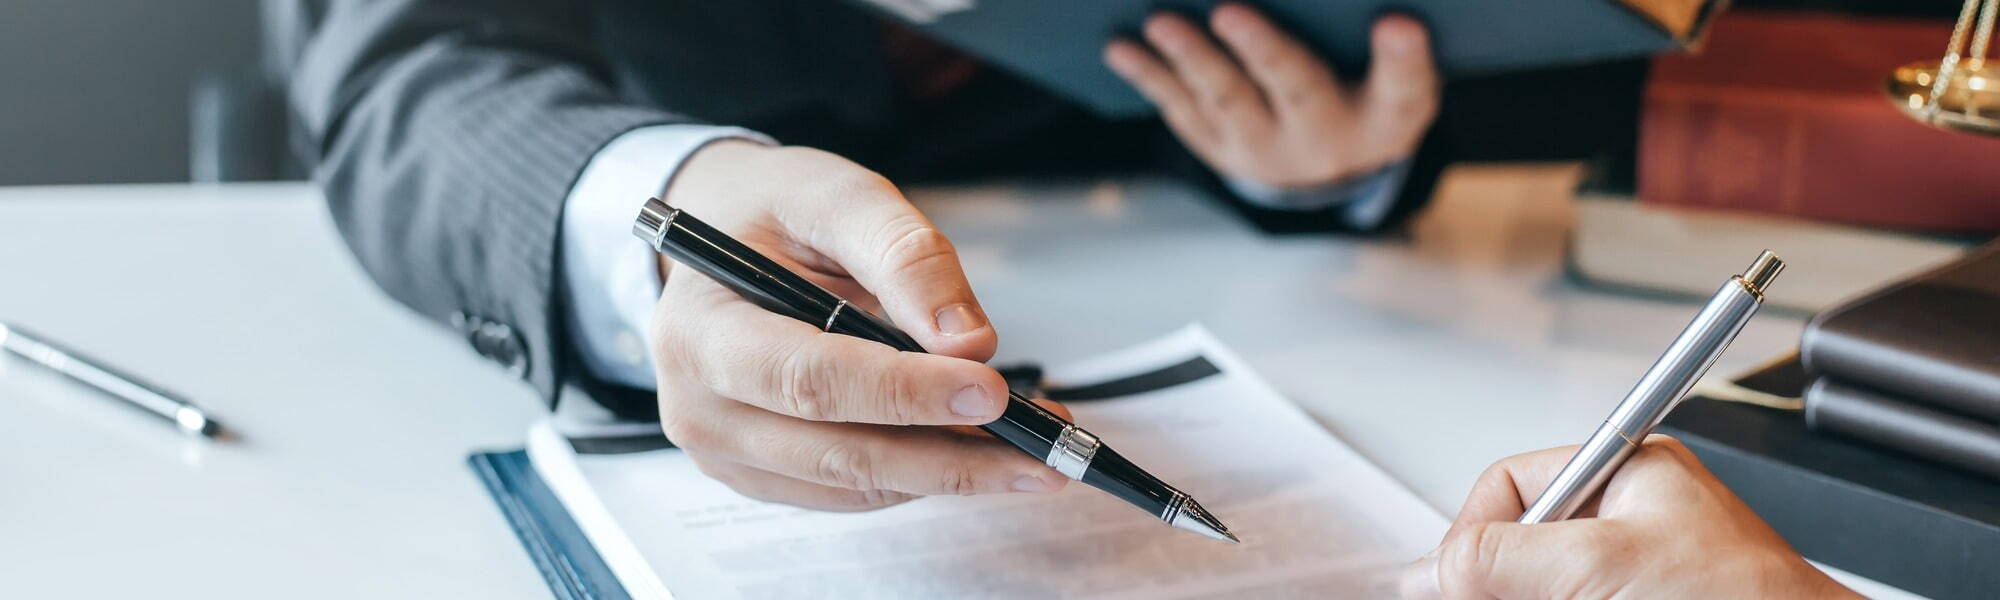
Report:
1799,242,2000,479
1638,10,2000,234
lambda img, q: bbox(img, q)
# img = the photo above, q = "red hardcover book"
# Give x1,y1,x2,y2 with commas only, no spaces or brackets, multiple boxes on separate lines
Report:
1638,11,2000,234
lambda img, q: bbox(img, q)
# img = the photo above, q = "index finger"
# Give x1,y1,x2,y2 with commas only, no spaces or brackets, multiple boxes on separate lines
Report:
692,400,1069,497
1444,445,1581,540
1143,11,1275,136
663,277,1010,426
1208,2,1348,123
1447,435,1708,540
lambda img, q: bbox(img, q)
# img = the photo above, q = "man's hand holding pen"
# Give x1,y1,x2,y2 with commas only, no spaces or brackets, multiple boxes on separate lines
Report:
645,140,1074,511
639,141,1239,538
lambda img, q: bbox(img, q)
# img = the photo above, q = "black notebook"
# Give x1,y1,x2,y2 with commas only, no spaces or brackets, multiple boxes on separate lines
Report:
1802,240,2000,422
1661,376,2000,600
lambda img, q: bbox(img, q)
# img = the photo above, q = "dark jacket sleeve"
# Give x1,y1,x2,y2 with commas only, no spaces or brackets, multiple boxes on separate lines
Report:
288,0,690,404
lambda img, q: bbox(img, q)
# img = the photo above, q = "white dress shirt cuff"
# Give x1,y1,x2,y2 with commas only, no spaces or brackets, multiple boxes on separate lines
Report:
1222,159,1413,230
561,124,776,390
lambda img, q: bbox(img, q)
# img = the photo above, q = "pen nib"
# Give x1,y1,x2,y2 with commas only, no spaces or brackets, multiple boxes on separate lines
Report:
1170,498,1239,543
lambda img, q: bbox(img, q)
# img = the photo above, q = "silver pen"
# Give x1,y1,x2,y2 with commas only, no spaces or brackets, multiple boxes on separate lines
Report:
1519,250,1784,523
0,322,224,438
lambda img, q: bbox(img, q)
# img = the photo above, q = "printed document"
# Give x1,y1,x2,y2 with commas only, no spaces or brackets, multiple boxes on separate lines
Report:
527,325,1449,599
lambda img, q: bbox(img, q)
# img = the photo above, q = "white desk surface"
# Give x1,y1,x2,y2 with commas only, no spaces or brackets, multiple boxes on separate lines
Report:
0,168,1899,598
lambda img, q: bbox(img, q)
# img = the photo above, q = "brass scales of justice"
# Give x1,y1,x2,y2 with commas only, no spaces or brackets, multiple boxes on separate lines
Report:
1885,0,2000,136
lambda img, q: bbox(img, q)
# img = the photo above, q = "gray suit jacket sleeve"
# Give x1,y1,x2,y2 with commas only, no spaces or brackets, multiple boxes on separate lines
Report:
289,0,690,404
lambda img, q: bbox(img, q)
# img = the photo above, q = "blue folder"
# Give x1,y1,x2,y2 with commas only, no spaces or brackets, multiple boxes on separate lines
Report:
468,450,629,600
855,0,1716,116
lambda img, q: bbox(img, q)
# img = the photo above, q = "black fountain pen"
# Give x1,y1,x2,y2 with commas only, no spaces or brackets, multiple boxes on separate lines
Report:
634,198,1237,543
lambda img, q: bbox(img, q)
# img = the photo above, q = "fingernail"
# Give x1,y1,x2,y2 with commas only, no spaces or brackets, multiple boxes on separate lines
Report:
1012,475,1055,493
949,385,997,419
1398,549,1442,600
934,303,984,336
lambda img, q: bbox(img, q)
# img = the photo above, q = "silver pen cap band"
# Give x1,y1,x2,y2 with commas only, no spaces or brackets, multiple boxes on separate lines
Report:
1044,425,1100,480
633,198,677,249
1160,491,1188,522
823,300,849,332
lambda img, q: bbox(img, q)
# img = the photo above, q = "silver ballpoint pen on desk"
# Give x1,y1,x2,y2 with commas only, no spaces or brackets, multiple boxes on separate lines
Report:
1519,250,1785,524
0,322,224,438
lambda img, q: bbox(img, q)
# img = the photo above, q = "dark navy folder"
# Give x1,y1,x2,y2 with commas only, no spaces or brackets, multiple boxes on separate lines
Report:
468,450,630,600
855,0,1711,116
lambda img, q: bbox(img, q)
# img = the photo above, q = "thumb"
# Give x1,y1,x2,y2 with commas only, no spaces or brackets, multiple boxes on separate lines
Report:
1359,14,1439,159
1409,520,1613,600
777,167,997,362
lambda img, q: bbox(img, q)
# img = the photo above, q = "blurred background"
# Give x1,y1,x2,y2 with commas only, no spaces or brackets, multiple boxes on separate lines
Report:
0,0,1967,187
0,0,287,185
0,2,1993,598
